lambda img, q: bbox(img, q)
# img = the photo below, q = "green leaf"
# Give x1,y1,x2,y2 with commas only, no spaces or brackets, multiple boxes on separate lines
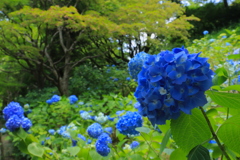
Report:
160,129,171,154
89,150,102,159
217,115,240,154
211,85,240,92
67,146,80,156
27,142,44,158
18,140,30,154
170,148,186,160
228,54,240,60
206,91,240,109
187,145,210,160
129,154,143,160
171,109,211,152
135,127,151,134
212,146,222,159
14,127,28,140
212,67,228,85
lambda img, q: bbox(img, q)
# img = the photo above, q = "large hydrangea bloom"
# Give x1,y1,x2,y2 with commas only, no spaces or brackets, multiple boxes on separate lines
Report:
128,51,150,80
116,111,143,136
87,123,103,139
46,95,61,104
95,133,112,157
5,115,22,132
68,95,78,104
132,47,213,126
3,102,24,120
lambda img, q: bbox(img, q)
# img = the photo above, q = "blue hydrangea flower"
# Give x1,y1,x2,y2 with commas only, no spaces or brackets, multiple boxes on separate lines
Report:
94,113,108,124
79,110,91,120
203,30,209,35
46,137,50,140
222,35,227,38
113,78,118,81
68,95,78,104
133,47,213,126
116,110,125,116
107,115,115,121
126,77,131,81
104,127,113,135
72,139,78,147
46,95,61,104
62,132,71,138
95,133,112,157
78,102,84,105
3,102,24,120
48,129,55,135
21,117,32,131
116,111,143,136
77,134,86,141
41,141,45,145
0,128,7,133
226,42,231,46
130,141,140,149
87,123,103,139
209,140,217,144
209,39,215,43
128,51,150,80
57,126,67,135
87,139,92,144
5,115,22,132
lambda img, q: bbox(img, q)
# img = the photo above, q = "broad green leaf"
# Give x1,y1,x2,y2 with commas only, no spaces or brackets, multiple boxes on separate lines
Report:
28,142,44,158
170,148,186,160
89,150,102,159
128,154,143,160
160,129,171,154
212,67,228,85
217,115,240,154
135,127,151,134
18,140,30,154
187,145,210,160
171,109,211,152
212,146,222,159
211,85,240,92
228,54,240,60
206,91,240,109
67,146,80,156
14,127,28,140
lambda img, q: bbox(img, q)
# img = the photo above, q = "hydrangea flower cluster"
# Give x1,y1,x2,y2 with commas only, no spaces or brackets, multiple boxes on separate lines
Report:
68,95,78,104
95,133,112,157
130,141,140,149
79,110,92,120
203,30,209,35
87,123,103,139
94,112,108,123
132,47,213,125
46,95,61,104
3,102,32,132
57,126,71,138
116,111,143,136
48,129,55,135
128,51,150,80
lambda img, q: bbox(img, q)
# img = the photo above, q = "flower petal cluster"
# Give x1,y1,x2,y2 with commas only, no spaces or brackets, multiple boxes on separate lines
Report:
79,110,92,120
203,30,209,35
48,129,55,135
94,112,108,123
68,95,78,104
133,47,213,126
130,141,140,149
46,95,61,104
95,133,112,157
104,127,113,135
128,51,150,80
3,102,24,120
116,111,143,136
87,123,103,139
0,128,7,133
3,102,32,132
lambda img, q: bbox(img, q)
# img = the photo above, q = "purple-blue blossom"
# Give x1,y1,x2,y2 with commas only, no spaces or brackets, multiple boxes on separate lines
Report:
68,95,78,104
130,141,140,149
95,133,112,157
3,102,24,120
5,115,22,132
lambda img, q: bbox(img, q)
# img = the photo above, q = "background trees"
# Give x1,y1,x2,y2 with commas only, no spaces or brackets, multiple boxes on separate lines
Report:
0,0,197,98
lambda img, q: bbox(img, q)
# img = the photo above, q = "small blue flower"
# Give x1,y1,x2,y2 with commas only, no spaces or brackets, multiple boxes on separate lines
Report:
80,110,91,120
203,30,209,35
130,141,140,149
77,134,86,141
46,95,61,104
0,128,7,133
72,139,78,147
222,35,227,38
116,110,125,116
113,78,118,81
112,65,116,67
21,117,32,131
107,115,115,121
116,111,143,136
87,123,103,139
106,69,111,73
68,95,78,104
57,126,67,135
46,137,50,140
78,102,84,105
126,77,131,81
104,127,113,135
87,139,92,144
49,152,53,155
209,140,217,144
48,129,55,135
209,39,215,43
41,141,45,145
62,132,71,138
226,42,231,46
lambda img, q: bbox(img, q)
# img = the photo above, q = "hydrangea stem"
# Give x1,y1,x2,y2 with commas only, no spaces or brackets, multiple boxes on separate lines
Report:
199,107,231,160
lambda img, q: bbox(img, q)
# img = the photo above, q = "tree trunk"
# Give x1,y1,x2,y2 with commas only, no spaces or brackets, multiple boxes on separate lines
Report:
223,0,228,8
58,76,69,96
